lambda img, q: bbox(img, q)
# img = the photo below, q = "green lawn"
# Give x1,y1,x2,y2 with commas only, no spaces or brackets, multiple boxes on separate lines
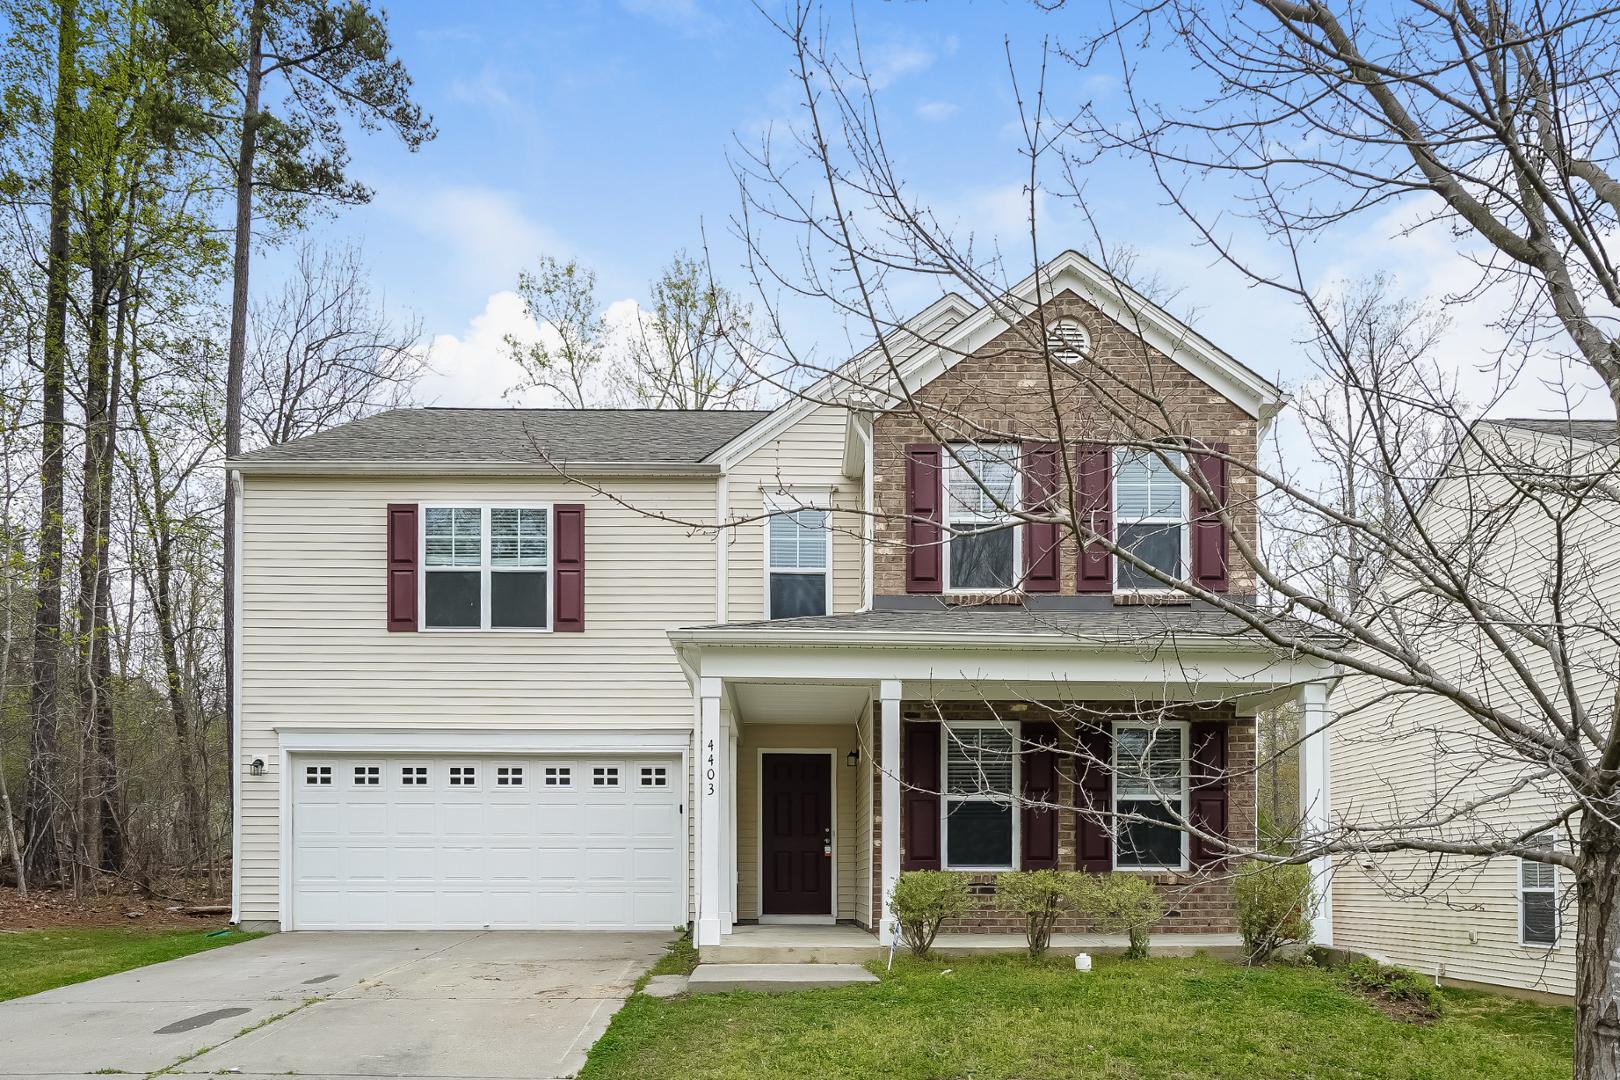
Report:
0,927,261,1002
582,954,1573,1080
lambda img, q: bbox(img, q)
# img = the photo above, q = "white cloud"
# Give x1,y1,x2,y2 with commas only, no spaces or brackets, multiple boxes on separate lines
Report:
915,100,959,123
377,184,561,296
621,0,719,36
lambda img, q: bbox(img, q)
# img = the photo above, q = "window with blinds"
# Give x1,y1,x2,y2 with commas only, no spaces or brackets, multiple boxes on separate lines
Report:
1113,723,1189,870
943,723,1018,869
945,443,1019,591
1520,834,1559,946
1113,449,1187,590
423,506,551,630
765,499,829,619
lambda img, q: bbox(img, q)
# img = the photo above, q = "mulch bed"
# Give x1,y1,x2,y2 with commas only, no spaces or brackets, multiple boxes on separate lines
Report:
0,883,228,931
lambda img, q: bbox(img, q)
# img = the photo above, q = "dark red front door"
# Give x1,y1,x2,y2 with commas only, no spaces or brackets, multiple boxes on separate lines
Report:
761,753,833,916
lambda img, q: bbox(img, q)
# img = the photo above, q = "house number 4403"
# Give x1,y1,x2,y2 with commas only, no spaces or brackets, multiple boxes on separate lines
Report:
706,739,716,795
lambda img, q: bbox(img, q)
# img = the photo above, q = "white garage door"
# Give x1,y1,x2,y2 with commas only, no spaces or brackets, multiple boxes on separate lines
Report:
289,755,683,931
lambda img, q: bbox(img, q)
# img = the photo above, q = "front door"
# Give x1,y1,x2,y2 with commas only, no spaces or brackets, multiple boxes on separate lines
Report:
760,753,833,916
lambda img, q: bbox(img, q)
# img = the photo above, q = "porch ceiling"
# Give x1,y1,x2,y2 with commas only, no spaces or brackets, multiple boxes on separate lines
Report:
731,681,871,725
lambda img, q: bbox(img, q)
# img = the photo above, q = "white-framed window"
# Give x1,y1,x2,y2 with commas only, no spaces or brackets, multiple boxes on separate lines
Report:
543,765,572,787
448,765,478,788
1520,834,1560,947
1112,721,1189,871
422,505,551,631
941,722,1020,870
496,765,525,787
1046,319,1091,362
353,765,381,787
400,765,429,786
304,764,332,786
944,443,1020,592
593,765,620,788
764,493,830,619
1113,449,1188,591
640,766,668,787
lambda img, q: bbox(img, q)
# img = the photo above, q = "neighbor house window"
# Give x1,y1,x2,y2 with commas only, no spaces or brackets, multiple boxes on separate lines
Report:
945,443,1019,591
766,496,829,619
1114,450,1186,590
423,506,550,630
1520,834,1559,947
942,723,1019,869
1113,722,1188,870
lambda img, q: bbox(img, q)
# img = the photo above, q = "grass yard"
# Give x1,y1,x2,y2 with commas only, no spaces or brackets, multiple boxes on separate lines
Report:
0,927,261,1002
581,953,1573,1080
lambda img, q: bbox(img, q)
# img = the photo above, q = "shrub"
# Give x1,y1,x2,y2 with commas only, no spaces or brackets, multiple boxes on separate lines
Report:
1233,860,1316,964
995,871,1085,958
1076,873,1163,959
888,870,975,957
1344,956,1443,1017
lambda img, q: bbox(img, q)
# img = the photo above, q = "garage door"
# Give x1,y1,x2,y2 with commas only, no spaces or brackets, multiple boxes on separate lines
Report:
289,755,683,931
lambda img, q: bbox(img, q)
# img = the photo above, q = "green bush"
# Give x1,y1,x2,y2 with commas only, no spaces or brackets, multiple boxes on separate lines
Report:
1075,873,1163,959
1344,956,1443,1015
995,871,1085,958
1233,860,1316,964
888,871,975,957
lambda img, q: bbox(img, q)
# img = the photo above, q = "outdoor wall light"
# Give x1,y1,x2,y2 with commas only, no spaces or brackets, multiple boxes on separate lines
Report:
845,748,860,768
250,758,265,776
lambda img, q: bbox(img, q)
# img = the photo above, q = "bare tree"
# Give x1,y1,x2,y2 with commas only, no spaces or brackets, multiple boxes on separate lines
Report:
504,255,607,409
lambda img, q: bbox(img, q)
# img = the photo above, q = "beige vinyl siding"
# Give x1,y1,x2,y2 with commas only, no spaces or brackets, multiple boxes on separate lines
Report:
1330,428,1618,999
237,473,719,924
735,725,859,921
725,404,864,620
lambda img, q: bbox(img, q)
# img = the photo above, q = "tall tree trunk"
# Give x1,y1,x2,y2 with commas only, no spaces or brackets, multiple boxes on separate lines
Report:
223,0,265,798
23,0,79,887
78,254,112,873
1576,813,1620,1079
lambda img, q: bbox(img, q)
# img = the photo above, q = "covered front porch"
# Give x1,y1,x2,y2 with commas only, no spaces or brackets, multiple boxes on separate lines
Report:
671,608,1338,953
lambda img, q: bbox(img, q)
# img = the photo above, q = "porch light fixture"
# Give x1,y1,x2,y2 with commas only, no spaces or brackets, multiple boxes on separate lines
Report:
845,748,860,768
250,758,265,777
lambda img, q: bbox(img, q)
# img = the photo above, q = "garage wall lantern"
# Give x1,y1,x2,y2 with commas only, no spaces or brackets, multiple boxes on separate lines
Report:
250,757,265,776
845,748,860,768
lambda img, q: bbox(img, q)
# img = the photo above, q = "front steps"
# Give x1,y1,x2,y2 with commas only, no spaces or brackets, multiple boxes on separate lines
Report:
688,963,879,994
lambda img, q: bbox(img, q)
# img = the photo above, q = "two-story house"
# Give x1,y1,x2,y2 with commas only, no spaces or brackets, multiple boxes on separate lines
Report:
228,250,1337,952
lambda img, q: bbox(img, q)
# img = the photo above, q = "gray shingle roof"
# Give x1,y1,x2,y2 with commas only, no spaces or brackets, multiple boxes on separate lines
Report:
682,604,1337,646
231,407,773,466
1487,417,1617,444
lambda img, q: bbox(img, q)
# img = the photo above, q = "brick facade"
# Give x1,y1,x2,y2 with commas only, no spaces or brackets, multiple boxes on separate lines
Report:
870,699,1256,935
871,289,1261,598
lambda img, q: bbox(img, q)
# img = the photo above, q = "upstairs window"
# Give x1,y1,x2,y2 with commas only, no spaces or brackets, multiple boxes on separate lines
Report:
945,443,1019,592
942,723,1018,870
1520,834,1559,947
1114,450,1186,591
1113,722,1188,871
766,496,829,619
423,506,550,630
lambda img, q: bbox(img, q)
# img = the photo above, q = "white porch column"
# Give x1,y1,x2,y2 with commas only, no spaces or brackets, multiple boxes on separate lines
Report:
878,679,902,946
1299,680,1334,945
723,723,737,934
696,676,726,947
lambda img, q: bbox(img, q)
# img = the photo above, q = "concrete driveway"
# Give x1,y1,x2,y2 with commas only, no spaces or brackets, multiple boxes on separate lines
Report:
0,930,668,1079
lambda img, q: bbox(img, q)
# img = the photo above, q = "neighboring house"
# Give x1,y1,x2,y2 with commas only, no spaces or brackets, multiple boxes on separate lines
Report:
1331,418,1620,1001
228,250,1336,947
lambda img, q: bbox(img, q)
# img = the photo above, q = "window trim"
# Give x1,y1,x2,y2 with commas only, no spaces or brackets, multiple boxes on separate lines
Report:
419,503,554,633
939,720,1022,872
942,442,1022,595
763,491,833,619
1111,720,1191,873
1518,834,1561,949
1111,448,1190,593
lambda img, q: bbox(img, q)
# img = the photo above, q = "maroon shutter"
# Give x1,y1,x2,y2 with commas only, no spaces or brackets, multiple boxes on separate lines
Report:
1192,444,1230,592
905,445,943,593
901,721,941,870
1020,722,1059,869
553,503,585,632
1076,443,1113,593
1076,723,1112,872
1021,442,1061,593
1190,721,1229,869
386,503,418,632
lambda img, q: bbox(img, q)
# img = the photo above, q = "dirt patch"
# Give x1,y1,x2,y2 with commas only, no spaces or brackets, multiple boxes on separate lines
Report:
1360,990,1442,1025
0,883,229,931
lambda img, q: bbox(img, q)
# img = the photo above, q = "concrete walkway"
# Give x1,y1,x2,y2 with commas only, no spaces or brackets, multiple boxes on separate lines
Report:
0,930,667,1079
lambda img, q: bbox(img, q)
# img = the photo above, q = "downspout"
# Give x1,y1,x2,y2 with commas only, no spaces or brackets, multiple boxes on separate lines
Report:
715,473,728,623
860,413,874,610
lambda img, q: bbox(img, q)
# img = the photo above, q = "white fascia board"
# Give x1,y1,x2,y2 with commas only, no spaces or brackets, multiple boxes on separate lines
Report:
274,726,694,754
229,459,722,478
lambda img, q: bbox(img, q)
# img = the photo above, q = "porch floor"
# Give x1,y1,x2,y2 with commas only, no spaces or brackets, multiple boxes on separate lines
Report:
700,923,1244,964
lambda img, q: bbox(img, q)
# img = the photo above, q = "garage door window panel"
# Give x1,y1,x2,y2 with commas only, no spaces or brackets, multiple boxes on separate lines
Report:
423,505,551,631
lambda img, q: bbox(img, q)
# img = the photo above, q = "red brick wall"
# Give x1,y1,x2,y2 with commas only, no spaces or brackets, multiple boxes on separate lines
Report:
875,699,1256,935
871,289,1260,597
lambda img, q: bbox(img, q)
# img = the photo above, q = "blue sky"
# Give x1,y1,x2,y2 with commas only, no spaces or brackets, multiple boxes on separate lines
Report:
304,0,1600,420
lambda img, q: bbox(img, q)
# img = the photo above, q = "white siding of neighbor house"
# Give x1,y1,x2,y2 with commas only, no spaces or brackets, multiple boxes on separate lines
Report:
724,404,864,620
1331,427,1620,999
237,472,721,924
